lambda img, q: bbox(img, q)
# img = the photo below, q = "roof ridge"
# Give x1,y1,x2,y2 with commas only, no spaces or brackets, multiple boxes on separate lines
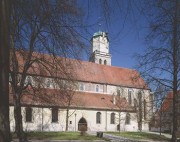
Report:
29,50,136,72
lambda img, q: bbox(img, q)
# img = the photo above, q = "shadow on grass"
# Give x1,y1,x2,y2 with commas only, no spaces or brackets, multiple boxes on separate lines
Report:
106,132,170,141
12,132,106,141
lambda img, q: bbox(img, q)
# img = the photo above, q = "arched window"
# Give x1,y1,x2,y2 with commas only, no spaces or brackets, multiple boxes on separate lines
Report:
125,113,130,124
96,112,101,124
80,83,84,91
110,113,115,124
25,107,32,122
96,85,99,92
134,99,138,111
99,59,102,64
26,76,32,85
52,108,58,122
144,100,147,120
128,90,132,105
117,89,120,96
104,60,107,65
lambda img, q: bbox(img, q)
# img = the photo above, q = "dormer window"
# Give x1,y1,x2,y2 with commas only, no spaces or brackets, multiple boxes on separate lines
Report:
96,85,99,92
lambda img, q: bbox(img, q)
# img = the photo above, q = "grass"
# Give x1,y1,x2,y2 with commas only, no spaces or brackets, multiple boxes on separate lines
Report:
12,132,105,141
106,132,170,141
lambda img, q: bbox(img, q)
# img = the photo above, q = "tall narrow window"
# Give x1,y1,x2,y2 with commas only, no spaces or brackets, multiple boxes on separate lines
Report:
96,112,101,124
110,113,115,124
80,83,84,91
104,60,107,65
134,99,138,111
117,89,120,96
125,113,130,124
47,79,50,88
99,59,102,64
144,100,147,120
25,107,32,122
96,85,99,92
26,76,32,85
52,108,58,122
128,90,132,105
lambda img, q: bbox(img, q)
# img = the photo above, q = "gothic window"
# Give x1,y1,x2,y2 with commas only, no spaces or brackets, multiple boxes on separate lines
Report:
26,76,32,85
110,113,115,124
96,85,99,92
134,99,138,111
9,73,12,82
96,112,101,124
125,113,130,124
144,100,147,120
47,79,50,88
25,107,32,122
52,108,58,122
104,60,107,65
117,89,121,96
128,90,132,105
99,59,102,64
80,83,84,91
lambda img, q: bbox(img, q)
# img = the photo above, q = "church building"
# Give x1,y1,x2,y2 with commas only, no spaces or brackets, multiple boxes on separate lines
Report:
9,31,153,132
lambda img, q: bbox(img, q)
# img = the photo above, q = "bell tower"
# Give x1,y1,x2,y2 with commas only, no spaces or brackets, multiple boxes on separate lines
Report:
89,31,111,65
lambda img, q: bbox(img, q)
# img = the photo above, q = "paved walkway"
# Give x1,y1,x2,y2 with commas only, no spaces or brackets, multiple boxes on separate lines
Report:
87,131,171,142
146,131,172,139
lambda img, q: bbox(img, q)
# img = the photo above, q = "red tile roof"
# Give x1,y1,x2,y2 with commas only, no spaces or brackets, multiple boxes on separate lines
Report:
13,51,148,89
9,87,134,111
160,91,180,112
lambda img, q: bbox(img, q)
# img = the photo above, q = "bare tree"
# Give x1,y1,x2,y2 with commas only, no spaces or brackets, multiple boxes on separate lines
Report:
9,0,85,141
137,1,180,141
0,0,11,141
54,78,78,131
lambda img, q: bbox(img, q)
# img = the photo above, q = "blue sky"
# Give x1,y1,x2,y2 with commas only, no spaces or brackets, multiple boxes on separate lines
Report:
79,0,149,69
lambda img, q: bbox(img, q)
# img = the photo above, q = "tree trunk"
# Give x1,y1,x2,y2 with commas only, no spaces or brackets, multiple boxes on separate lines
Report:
0,0,11,141
159,110,162,136
171,0,179,141
14,93,25,142
65,108,69,131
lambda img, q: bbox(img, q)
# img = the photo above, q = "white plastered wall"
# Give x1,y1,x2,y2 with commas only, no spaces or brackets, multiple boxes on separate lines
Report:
10,106,148,132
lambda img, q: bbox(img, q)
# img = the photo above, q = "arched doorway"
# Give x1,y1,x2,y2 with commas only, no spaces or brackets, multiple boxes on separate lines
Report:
78,117,87,131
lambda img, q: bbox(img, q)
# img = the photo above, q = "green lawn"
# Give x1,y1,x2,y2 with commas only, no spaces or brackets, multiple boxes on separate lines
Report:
106,132,170,141
12,132,105,141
